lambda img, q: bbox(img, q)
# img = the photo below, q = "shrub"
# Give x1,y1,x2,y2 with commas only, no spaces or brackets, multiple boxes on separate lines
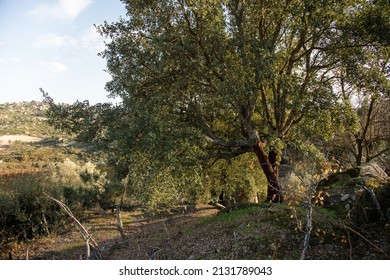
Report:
0,159,116,244
46,159,108,209
205,154,268,206
0,173,67,242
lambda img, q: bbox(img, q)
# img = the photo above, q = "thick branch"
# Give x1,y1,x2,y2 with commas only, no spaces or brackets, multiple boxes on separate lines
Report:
205,136,256,149
366,147,390,162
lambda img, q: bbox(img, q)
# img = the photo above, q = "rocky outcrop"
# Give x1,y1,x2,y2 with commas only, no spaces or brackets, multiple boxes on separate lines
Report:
319,163,390,225
360,163,389,182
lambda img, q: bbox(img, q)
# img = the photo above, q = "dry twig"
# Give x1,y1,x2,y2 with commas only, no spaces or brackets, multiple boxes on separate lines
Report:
344,224,389,258
44,193,103,259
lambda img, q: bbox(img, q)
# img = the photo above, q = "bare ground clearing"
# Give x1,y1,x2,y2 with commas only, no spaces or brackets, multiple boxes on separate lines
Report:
0,135,43,147
6,205,220,260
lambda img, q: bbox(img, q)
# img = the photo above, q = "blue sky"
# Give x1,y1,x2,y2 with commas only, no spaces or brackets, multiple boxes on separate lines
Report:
0,0,127,104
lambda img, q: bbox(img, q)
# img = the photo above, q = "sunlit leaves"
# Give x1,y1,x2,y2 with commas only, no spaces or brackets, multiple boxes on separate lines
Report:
44,0,387,209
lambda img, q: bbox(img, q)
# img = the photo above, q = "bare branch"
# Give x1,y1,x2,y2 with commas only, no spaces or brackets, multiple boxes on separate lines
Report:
366,147,390,162
44,193,103,260
344,224,390,258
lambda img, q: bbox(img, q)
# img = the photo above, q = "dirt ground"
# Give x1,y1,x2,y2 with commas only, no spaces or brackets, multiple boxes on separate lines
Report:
0,135,42,147
4,203,390,260
7,205,220,260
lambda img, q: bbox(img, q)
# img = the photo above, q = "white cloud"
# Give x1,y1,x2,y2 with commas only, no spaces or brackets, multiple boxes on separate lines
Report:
34,33,78,48
0,57,21,64
36,61,68,73
27,0,93,22
79,26,106,52
80,26,100,42
34,26,105,53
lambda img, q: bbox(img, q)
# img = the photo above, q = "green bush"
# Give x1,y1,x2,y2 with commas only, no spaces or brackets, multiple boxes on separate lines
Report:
0,159,118,244
0,174,67,242
205,154,268,205
46,159,107,209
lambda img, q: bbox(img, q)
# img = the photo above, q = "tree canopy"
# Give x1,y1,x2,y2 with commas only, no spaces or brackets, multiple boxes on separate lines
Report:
44,0,390,204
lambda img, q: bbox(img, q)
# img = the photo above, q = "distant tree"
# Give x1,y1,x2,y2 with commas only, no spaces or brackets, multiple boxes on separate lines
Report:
44,0,383,203
330,0,390,166
332,72,390,167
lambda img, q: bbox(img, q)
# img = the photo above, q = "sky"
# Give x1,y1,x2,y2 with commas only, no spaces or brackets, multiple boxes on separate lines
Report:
0,0,127,104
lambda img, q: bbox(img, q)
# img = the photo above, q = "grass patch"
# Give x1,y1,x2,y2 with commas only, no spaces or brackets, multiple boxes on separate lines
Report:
202,205,260,224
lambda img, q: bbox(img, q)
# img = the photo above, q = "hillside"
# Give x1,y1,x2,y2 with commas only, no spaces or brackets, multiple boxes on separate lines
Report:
0,101,65,139
0,101,102,172
0,102,389,261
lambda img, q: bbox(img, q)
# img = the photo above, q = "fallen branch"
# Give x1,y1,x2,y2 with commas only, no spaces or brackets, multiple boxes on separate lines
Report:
209,201,226,210
342,223,353,260
44,193,103,260
344,224,389,258
25,244,29,260
214,202,226,210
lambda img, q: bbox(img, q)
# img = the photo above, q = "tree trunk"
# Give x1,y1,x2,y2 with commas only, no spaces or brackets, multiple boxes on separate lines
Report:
355,137,363,166
116,205,127,240
253,141,283,202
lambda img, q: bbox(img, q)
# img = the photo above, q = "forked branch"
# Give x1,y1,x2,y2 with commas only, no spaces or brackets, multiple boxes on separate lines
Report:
44,193,103,260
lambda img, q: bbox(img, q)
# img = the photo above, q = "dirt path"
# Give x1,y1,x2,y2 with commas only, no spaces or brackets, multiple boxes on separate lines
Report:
106,205,219,260
8,205,219,260
0,134,42,143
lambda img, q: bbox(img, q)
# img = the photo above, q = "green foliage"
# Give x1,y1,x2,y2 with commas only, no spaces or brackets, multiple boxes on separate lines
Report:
124,149,205,213
0,160,116,243
42,91,115,143
0,101,67,138
205,153,268,204
45,159,108,209
0,174,67,242
43,0,388,208
341,0,390,46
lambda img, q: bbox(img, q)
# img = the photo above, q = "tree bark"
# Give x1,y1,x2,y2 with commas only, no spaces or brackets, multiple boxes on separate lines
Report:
355,137,363,166
253,141,283,202
301,203,313,260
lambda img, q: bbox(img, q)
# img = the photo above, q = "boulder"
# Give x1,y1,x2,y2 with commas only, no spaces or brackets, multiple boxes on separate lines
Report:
319,164,390,225
360,163,389,182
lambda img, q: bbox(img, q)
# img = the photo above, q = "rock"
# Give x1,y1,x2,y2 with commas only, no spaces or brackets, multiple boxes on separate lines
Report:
360,163,389,182
345,168,361,178
318,165,390,225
